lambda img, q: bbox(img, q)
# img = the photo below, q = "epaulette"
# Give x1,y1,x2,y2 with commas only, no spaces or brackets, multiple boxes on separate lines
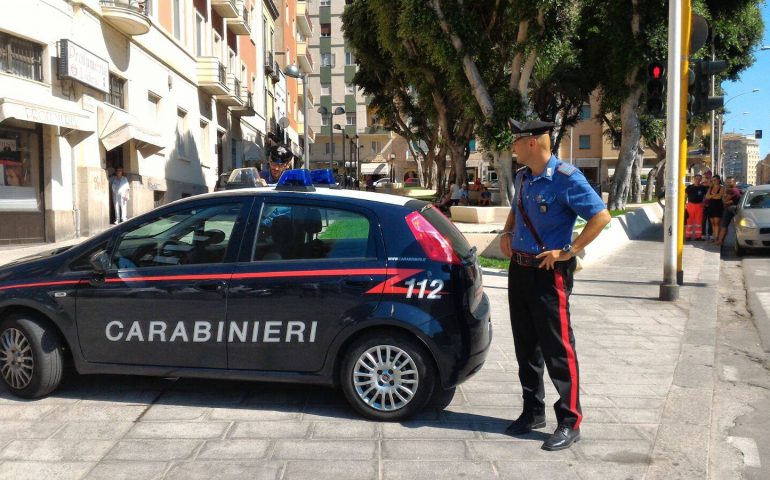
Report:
556,163,577,176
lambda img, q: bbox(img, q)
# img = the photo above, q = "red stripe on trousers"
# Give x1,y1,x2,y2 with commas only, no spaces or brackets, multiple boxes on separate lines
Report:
554,270,582,429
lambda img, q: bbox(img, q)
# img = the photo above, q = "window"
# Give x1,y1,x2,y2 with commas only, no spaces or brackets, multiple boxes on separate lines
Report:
195,13,205,56
200,121,210,166
345,51,355,65
111,202,244,269
0,33,43,82
253,204,372,261
579,135,591,150
579,104,591,120
321,53,334,67
346,113,356,126
147,92,161,121
321,116,329,126
371,141,381,154
176,108,188,158
321,84,331,95
320,23,331,37
107,74,125,109
345,83,355,94
173,0,183,41
320,0,331,7
325,142,335,154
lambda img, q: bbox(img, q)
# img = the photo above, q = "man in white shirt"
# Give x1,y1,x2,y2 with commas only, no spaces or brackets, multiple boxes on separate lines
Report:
110,167,130,224
449,182,461,206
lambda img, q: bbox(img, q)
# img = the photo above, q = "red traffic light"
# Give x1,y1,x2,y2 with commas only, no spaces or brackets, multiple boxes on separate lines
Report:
648,62,665,80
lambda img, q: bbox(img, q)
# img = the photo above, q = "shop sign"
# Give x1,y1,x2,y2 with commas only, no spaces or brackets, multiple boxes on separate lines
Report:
58,39,109,93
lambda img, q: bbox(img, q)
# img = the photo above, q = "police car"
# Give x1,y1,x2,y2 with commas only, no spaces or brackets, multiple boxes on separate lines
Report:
0,170,491,420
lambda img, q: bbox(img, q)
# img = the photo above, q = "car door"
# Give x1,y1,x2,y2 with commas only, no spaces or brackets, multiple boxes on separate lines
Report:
75,197,253,368
226,198,386,372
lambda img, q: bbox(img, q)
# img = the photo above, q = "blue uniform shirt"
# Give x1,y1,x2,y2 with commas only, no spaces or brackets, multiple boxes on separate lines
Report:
510,155,606,254
260,170,281,184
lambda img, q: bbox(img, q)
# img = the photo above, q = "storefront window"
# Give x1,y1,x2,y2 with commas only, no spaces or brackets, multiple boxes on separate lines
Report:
0,127,41,212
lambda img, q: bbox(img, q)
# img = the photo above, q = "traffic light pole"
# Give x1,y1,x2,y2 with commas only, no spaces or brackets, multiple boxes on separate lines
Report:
660,0,687,301
676,1,692,287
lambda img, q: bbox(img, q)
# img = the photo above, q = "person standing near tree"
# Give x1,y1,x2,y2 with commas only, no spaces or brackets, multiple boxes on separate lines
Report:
499,119,610,451
684,174,708,241
110,167,130,224
716,176,741,246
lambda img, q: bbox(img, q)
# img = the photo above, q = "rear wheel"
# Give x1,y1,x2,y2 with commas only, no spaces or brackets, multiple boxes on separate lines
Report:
341,332,435,421
0,314,63,398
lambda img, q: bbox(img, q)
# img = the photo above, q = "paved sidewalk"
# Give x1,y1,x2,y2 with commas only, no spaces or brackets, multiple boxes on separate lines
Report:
0,231,722,479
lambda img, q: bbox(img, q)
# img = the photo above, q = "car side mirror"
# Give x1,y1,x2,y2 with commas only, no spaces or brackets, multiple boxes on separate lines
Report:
89,250,111,274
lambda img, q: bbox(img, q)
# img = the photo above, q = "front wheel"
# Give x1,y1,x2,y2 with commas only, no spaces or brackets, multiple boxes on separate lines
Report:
341,332,435,421
734,239,746,257
0,314,63,398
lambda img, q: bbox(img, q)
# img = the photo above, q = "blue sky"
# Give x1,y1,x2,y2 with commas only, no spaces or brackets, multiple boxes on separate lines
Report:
722,2,770,159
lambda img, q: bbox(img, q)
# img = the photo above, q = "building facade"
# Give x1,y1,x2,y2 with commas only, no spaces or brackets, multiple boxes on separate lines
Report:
0,0,284,245
757,154,770,185
723,133,761,185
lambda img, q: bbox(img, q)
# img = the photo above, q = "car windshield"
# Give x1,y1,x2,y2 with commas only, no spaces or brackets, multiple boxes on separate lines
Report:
743,191,770,209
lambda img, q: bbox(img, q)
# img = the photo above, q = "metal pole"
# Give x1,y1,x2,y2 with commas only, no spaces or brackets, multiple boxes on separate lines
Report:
302,74,309,169
710,44,716,176
341,130,345,185
676,0,692,287
330,119,334,171
660,0,684,301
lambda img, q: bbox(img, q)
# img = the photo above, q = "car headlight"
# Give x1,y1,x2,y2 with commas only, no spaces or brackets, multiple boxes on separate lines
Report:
738,217,758,229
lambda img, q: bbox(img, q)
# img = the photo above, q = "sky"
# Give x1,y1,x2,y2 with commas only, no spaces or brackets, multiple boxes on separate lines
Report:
722,2,770,159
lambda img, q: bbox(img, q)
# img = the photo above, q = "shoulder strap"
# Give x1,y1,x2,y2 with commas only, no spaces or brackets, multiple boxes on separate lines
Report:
515,174,547,251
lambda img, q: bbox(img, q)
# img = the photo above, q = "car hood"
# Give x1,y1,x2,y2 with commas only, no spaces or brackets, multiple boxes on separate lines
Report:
742,209,770,226
0,247,72,284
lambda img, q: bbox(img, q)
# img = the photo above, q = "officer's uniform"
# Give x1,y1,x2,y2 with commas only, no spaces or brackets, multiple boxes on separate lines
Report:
260,145,293,184
508,129,605,431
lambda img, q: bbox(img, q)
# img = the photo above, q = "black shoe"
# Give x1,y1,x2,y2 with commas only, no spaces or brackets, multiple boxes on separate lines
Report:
542,424,580,451
504,411,546,435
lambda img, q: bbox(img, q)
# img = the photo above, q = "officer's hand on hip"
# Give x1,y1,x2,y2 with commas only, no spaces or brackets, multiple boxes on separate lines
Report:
499,234,513,258
536,250,573,270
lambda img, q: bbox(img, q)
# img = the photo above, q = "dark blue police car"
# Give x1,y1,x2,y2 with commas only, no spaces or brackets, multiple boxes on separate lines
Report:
0,170,491,420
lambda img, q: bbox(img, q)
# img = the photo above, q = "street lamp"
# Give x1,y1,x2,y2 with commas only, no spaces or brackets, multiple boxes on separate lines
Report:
284,64,308,169
318,106,345,171
389,153,396,183
334,124,345,186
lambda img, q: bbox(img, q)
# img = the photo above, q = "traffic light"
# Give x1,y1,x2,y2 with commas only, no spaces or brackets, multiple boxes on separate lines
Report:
646,61,666,117
692,59,728,114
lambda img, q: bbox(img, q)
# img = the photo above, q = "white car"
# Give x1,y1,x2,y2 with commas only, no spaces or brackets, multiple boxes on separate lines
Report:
734,184,770,256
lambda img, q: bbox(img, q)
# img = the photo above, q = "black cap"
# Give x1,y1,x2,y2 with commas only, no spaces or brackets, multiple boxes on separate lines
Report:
268,145,293,164
509,119,554,141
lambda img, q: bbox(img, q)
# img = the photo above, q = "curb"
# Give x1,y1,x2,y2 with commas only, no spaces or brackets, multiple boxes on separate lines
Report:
743,259,770,353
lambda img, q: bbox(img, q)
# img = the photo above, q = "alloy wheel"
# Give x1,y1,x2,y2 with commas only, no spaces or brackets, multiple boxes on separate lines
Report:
352,345,419,412
0,328,34,390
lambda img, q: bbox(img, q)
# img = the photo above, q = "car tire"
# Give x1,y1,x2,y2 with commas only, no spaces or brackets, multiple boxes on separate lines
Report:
734,240,745,257
0,314,64,398
341,331,435,421
429,385,457,411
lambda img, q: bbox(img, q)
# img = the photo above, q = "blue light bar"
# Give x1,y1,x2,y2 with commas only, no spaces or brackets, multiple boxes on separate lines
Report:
310,169,337,186
275,169,316,191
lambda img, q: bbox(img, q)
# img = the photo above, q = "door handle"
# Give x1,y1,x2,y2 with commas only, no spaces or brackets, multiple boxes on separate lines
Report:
196,280,227,292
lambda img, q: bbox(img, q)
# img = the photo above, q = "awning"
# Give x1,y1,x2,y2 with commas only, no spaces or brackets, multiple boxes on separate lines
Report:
360,162,390,175
0,98,93,133
98,106,164,153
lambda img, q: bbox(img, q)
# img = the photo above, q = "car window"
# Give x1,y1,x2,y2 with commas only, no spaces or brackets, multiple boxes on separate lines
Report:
112,202,242,269
253,203,371,261
743,191,770,209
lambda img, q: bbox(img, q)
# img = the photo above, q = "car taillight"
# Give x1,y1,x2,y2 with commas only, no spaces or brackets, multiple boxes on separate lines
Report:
405,211,461,265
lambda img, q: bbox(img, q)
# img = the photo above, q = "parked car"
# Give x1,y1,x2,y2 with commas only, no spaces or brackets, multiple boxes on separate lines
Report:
0,169,491,421
734,184,770,256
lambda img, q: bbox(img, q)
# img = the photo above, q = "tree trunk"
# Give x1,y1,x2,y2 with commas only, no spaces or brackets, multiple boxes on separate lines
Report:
434,144,448,197
493,149,514,206
630,144,642,204
607,88,642,210
645,157,665,201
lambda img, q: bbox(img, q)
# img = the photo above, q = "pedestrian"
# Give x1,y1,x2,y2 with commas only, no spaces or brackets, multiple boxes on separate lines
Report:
716,176,741,246
684,174,708,240
705,174,724,244
459,183,470,205
449,182,461,206
260,145,293,184
702,170,714,239
499,119,611,451
480,186,492,206
110,167,130,224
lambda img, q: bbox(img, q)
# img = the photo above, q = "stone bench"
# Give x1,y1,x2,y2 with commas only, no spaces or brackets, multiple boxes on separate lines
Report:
450,206,509,223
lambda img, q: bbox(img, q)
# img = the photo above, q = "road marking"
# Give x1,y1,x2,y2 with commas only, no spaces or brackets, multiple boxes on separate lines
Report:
757,292,770,312
722,365,739,382
727,436,761,468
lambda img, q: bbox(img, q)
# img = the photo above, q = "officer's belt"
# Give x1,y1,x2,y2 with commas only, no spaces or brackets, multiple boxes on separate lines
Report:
511,250,542,268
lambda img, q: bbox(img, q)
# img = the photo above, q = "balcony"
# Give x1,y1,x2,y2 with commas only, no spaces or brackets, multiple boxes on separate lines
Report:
226,0,251,35
197,57,229,96
211,0,238,18
269,61,280,83
297,41,314,74
297,1,313,36
264,52,274,75
100,0,151,36
217,73,244,107
298,81,314,108
231,91,255,117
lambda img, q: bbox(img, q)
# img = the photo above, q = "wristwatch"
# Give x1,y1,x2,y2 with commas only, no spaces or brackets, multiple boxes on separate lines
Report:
562,243,573,255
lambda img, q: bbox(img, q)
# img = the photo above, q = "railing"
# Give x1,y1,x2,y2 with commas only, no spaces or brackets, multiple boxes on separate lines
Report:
218,63,226,85
242,5,249,27
100,0,148,13
265,52,274,69
233,77,241,99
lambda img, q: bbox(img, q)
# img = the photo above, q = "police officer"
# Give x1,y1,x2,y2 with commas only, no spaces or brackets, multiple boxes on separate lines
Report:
499,119,611,451
261,145,294,184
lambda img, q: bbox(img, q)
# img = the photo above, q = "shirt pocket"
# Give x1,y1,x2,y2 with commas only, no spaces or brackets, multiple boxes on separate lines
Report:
536,193,558,214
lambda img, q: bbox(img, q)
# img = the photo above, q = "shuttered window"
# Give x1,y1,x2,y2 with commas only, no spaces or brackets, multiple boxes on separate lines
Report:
0,33,43,82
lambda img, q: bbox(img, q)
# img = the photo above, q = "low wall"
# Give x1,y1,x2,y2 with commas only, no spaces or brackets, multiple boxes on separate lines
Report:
465,204,664,266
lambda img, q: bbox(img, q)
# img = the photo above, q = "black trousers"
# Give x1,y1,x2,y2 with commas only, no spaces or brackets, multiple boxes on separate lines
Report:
508,258,582,429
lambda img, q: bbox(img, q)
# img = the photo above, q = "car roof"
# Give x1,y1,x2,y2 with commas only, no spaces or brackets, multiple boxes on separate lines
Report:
746,184,770,192
166,186,415,208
